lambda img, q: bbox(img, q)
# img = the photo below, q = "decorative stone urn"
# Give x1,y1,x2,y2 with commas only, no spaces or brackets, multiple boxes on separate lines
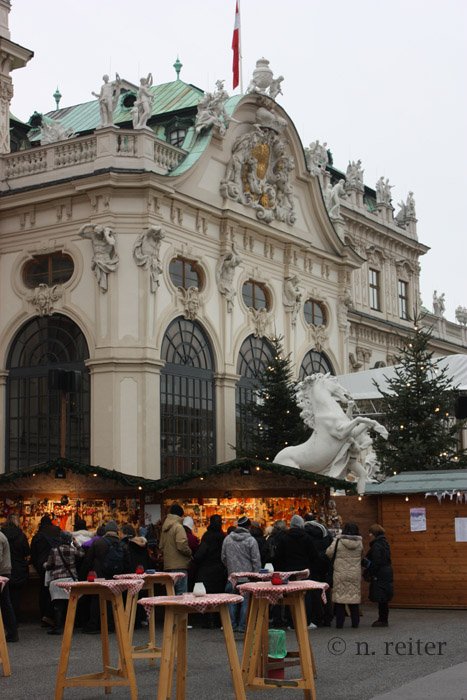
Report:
250,58,273,92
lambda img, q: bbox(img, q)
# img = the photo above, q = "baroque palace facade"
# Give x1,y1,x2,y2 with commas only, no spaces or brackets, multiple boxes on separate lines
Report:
0,3,466,477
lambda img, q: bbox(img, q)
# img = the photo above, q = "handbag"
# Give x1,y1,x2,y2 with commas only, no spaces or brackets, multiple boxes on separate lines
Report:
328,539,339,588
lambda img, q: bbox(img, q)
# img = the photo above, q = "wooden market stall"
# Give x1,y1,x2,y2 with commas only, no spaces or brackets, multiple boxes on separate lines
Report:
143,458,356,539
364,470,467,609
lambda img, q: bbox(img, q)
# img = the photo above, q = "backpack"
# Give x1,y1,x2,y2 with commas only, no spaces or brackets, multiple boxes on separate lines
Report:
102,536,125,576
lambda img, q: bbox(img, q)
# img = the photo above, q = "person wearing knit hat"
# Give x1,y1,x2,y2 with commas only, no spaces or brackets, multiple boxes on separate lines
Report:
104,520,119,534
59,530,73,545
221,514,261,633
44,529,85,634
290,514,305,529
30,512,62,627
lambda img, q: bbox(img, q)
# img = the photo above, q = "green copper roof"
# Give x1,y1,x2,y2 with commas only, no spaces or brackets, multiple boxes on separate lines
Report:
364,470,467,494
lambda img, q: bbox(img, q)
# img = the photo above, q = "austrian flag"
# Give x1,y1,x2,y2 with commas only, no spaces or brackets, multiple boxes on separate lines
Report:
232,1,240,89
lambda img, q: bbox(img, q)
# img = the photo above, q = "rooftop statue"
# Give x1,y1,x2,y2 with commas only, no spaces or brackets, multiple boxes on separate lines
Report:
305,140,329,174
132,73,154,129
247,58,284,99
39,118,74,144
324,179,346,219
345,159,364,191
216,242,242,312
195,79,233,136
78,222,119,292
273,373,388,494
433,290,446,317
395,191,417,227
375,176,393,205
455,306,467,326
133,226,166,292
92,73,121,128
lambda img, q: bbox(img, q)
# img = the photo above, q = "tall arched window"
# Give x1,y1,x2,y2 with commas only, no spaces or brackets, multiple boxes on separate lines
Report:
160,317,215,477
299,350,334,380
235,335,274,454
6,314,90,471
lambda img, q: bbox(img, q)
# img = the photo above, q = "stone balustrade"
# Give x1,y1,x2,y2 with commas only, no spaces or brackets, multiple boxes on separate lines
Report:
0,128,185,190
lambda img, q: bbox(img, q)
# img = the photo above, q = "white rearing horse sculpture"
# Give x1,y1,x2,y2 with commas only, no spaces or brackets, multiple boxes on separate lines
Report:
273,373,388,494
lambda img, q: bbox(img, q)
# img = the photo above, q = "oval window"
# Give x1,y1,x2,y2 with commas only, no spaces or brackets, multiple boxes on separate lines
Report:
303,299,326,325
242,280,270,310
23,253,74,289
169,257,202,290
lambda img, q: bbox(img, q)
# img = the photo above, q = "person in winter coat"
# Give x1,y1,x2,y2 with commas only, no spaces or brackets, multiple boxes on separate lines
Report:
273,515,319,629
159,504,193,595
194,514,226,628
44,530,84,634
221,516,261,633
1,513,29,624
326,522,363,629
304,520,333,627
249,521,271,567
30,514,62,627
183,516,200,592
73,517,93,547
363,523,394,627
0,530,18,642
121,524,152,573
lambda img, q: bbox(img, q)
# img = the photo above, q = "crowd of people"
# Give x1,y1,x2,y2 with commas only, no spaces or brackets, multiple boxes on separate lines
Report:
0,504,393,642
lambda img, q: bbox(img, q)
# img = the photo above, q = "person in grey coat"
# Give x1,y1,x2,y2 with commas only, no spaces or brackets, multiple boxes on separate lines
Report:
221,516,261,632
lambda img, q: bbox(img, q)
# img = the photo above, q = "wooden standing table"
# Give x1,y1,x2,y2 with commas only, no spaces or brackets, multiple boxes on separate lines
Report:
54,579,144,700
237,579,329,700
114,571,185,664
0,576,10,677
139,593,247,700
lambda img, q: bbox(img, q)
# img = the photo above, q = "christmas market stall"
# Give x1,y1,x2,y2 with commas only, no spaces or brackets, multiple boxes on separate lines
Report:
364,470,467,609
143,457,356,539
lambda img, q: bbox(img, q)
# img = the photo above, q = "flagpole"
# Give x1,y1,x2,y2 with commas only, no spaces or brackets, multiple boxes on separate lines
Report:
238,0,243,93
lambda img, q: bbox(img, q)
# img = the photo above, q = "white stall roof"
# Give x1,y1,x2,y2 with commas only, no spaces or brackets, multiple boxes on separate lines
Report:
337,354,467,400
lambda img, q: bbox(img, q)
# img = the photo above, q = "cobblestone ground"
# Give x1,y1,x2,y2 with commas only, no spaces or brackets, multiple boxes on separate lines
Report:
1,605,466,700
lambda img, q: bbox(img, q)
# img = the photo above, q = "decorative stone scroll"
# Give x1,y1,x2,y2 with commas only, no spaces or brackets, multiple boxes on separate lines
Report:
133,226,166,293
78,223,119,292
220,106,295,225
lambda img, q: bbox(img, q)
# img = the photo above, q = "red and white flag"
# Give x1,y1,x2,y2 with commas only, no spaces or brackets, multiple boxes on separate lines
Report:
232,1,240,89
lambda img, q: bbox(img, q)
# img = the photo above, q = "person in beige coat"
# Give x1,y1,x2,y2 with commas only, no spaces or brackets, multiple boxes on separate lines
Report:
159,503,193,594
326,522,363,629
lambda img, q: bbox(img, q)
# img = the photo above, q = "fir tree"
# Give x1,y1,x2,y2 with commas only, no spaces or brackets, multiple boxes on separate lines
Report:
237,336,310,462
373,321,467,476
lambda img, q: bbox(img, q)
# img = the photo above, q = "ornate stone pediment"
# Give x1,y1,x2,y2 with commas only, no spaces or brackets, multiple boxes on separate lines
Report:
220,107,295,225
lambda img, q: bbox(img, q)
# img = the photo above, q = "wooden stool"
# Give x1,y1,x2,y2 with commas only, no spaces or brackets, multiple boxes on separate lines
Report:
54,579,144,700
238,579,328,700
139,592,247,700
115,571,185,665
0,577,11,677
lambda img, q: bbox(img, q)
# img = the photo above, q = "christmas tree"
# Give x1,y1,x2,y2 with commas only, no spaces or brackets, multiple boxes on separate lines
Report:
237,336,310,462
373,321,467,476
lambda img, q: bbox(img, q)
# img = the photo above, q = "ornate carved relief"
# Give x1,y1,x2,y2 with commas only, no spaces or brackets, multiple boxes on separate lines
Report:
220,106,295,225
309,324,328,352
28,283,63,316
249,307,269,338
133,226,166,293
177,286,200,321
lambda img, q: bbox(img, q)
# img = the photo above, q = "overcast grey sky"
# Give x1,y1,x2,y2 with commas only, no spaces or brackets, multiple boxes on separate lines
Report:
9,0,467,323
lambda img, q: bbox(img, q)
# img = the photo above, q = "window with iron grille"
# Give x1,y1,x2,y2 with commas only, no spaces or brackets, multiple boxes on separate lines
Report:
6,314,90,471
160,317,215,477
235,335,274,454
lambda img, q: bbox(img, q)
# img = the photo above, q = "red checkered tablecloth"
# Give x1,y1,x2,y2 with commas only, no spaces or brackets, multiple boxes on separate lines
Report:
114,572,186,584
139,592,243,617
0,575,8,591
228,569,310,588
56,579,145,598
237,579,328,605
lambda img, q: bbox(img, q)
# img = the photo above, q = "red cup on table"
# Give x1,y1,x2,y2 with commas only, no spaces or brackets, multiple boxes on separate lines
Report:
87,570,97,582
271,573,283,585
136,565,144,574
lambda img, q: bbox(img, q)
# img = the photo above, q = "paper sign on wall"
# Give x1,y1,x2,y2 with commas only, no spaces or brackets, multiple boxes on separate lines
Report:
455,518,467,542
410,507,426,532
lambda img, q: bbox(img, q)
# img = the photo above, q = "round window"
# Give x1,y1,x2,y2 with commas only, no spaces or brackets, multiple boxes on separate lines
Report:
242,280,270,310
303,299,326,325
169,257,202,289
